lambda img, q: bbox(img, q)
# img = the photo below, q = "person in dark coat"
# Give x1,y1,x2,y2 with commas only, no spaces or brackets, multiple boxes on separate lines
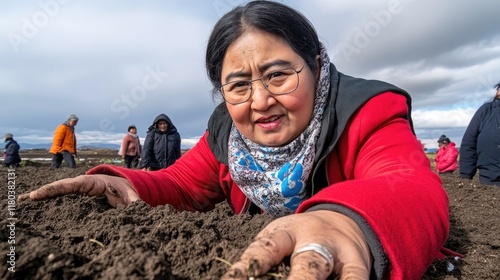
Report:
460,81,500,186
140,114,181,171
3,133,21,168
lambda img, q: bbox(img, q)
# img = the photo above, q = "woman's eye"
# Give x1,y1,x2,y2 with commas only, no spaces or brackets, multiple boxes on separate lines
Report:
269,71,286,79
227,81,250,92
234,81,250,88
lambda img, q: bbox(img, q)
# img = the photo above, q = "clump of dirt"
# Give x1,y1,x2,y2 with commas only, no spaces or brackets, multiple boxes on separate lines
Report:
1,163,498,279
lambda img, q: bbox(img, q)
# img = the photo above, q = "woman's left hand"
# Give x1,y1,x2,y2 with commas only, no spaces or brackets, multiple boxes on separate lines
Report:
221,210,372,280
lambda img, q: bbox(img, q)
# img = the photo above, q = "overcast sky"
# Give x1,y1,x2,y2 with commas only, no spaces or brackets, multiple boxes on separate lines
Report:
2,0,499,149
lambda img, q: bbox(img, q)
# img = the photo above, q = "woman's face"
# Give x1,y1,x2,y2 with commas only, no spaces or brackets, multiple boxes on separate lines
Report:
221,30,317,147
157,120,168,132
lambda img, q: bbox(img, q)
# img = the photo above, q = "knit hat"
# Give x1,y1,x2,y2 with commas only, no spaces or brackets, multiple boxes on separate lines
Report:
3,133,13,140
67,114,79,121
437,135,450,144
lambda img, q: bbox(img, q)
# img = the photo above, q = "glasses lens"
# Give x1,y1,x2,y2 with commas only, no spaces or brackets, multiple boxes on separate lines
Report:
265,69,299,95
222,81,251,104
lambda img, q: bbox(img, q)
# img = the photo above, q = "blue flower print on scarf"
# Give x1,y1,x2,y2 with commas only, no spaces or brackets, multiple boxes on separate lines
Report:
235,150,263,172
277,162,304,197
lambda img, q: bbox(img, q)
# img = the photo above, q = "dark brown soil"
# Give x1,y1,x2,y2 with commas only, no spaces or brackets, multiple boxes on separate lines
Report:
1,154,499,279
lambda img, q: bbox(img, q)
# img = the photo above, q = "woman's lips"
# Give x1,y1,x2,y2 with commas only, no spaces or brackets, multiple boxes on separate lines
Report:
256,115,282,130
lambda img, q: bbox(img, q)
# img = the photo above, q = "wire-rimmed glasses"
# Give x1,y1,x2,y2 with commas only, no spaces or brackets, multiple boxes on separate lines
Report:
220,64,306,105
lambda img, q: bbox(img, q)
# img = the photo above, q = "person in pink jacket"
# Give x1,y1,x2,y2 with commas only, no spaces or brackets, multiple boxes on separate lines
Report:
120,125,142,169
19,1,452,279
435,135,459,174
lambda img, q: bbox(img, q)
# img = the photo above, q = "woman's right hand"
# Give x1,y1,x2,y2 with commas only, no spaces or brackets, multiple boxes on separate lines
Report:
17,175,139,207
221,210,372,280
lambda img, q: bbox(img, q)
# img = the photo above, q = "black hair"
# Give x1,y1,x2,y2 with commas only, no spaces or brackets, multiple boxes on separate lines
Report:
128,125,136,132
437,135,450,144
205,0,320,100
491,82,500,100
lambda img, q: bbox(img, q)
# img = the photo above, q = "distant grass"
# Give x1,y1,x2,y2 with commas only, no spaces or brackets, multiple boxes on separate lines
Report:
426,153,435,161
426,152,436,169
20,159,42,167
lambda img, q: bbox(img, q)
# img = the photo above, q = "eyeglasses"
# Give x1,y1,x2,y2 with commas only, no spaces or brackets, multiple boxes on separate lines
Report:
220,63,306,105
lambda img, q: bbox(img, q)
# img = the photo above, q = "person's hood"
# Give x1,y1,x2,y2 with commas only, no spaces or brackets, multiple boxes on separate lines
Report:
148,113,177,132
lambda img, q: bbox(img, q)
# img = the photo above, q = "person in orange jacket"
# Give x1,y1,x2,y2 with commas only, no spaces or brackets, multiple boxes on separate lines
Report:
49,114,78,168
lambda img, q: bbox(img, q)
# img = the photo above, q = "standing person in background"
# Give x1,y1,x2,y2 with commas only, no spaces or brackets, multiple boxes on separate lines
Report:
49,114,78,169
460,82,500,186
3,133,21,168
435,135,458,174
120,125,142,169
140,114,181,171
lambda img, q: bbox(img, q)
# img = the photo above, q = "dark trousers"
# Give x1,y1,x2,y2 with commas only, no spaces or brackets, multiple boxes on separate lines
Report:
479,176,500,186
51,151,76,168
3,161,20,168
124,155,139,169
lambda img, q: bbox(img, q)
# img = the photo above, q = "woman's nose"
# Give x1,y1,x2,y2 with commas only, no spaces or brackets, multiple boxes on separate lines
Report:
250,81,276,109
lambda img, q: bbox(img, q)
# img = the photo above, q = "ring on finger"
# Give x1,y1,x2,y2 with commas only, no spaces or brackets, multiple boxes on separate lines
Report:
291,243,334,271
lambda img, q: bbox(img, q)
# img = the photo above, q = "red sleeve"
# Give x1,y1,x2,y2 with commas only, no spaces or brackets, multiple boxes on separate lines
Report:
87,132,228,211
298,92,449,279
435,150,442,172
439,147,458,171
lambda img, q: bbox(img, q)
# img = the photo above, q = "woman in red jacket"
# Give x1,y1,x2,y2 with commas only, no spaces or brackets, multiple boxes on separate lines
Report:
435,135,459,174
19,1,450,279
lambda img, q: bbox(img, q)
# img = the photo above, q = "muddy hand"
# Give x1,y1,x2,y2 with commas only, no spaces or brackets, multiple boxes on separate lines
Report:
18,175,139,207
221,210,372,280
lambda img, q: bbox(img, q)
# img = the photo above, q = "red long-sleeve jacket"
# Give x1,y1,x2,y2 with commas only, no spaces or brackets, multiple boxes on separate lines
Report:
435,142,458,173
88,93,449,279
